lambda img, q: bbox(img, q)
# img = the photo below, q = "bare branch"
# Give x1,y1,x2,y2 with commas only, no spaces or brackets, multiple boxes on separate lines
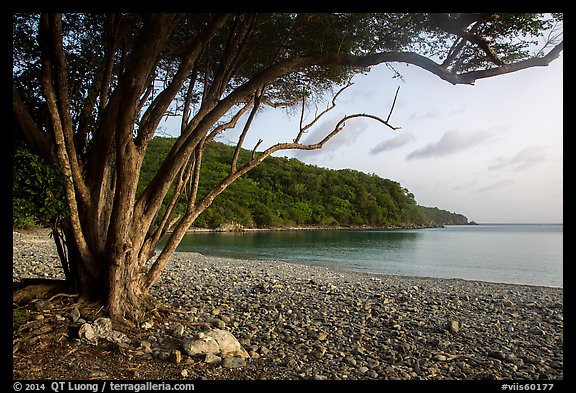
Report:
386,86,400,123
251,139,263,160
232,86,264,173
294,82,354,144
205,98,255,144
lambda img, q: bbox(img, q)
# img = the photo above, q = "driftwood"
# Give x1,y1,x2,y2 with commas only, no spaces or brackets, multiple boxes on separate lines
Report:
13,279,68,305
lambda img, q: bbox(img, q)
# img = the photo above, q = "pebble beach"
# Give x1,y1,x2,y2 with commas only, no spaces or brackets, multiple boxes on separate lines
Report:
13,228,563,380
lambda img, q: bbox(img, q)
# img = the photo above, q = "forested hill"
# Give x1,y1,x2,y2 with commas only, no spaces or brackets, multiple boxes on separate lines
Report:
138,137,469,229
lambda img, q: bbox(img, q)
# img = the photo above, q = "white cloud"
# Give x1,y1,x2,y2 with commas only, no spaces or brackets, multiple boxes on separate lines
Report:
406,129,494,160
476,179,515,193
488,145,548,171
370,132,416,155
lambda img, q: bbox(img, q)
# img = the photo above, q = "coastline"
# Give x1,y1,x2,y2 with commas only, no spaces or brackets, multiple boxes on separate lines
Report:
184,223,448,233
13,229,563,380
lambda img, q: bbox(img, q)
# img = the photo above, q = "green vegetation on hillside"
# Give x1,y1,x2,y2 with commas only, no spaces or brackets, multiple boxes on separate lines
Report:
137,138,469,229
12,137,469,229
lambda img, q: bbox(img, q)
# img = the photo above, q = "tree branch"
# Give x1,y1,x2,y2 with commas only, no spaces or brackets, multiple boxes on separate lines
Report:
144,85,402,289
386,86,400,123
294,82,354,144
39,13,90,208
231,86,264,173
430,13,506,67
135,14,229,149
13,82,52,160
38,14,96,277
457,41,563,83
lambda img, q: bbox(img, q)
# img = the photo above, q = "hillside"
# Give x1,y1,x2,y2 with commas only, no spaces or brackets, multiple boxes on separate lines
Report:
138,138,469,229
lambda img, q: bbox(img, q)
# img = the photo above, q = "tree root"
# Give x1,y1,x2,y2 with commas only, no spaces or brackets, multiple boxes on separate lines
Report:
13,279,68,305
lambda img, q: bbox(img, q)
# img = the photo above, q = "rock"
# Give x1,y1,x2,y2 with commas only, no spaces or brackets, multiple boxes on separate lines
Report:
504,353,518,363
77,318,129,345
222,357,246,369
170,350,182,364
447,320,460,334
343,356,357,367
215,221,244,232
78,323,98,344
139,340,153,353
141,321,154,330
214,320,226,329
284,357,298,368
93,317,112,336
182,333,220,357
258,346,270,356
488,351,506,360
311,347,326,359
33,299,53,311
181,329,249,359
89,370,108,379
172,323,185,338
204,353,222,364
68,308,81,323
502,299,515,307
220,315,231,324
155,351,171,361
316,331,329,341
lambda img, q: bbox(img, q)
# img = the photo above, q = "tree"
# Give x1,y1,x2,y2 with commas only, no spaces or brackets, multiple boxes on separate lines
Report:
12,13,563,322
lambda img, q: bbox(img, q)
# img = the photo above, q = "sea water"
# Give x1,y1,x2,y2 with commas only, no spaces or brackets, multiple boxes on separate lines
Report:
169,224,563,288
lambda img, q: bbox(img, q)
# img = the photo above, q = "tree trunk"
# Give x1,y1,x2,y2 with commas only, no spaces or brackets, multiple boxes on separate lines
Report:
60,220,154,322
107,252,152,322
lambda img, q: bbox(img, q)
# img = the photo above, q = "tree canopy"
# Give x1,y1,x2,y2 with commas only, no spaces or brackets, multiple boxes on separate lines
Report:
12,13,563,321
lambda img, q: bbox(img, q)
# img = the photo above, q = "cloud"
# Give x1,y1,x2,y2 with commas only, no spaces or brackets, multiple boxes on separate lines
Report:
408,110,440,122
509,146,547,170
476,179,515,193
408,106,466,122
406,129,493,160
488,145,547,171
370,132,416,155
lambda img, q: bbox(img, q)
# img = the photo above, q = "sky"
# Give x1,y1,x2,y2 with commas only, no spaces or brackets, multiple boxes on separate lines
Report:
162,53,563,224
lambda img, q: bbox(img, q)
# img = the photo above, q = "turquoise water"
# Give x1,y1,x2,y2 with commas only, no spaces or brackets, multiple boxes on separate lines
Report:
165,224,563,288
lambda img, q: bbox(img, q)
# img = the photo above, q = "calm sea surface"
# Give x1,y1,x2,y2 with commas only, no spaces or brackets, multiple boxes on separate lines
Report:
167,224,563,288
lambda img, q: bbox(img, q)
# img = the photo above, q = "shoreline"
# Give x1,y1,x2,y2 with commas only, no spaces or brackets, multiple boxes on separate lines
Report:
13,229,563,380
183,223,448,233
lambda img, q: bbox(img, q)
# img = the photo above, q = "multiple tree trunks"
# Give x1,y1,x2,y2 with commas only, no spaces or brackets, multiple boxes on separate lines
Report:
12,13,563,322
